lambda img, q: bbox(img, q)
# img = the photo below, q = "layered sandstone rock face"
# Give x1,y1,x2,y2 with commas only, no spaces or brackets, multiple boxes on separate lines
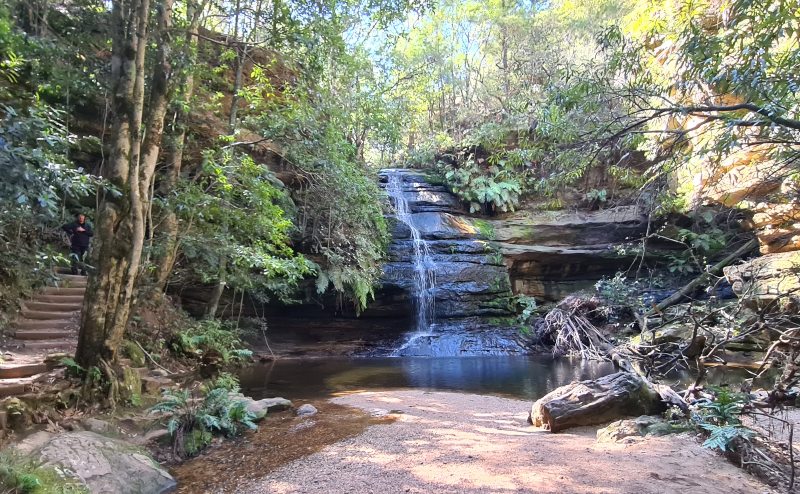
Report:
488,206,649,301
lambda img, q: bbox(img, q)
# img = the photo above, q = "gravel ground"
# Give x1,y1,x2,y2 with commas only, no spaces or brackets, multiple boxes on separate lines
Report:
242,390,773,494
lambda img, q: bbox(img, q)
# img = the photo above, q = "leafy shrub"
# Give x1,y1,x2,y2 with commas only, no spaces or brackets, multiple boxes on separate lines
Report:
203,372,241,393
695,387,747,426
692,387,754,452
150,385,258,458
515,295,538,325
171,319,253,367
699,424,754,452
441,160,522,214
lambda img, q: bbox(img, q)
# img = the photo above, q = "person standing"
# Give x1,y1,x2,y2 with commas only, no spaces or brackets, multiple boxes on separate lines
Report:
62,213,93,275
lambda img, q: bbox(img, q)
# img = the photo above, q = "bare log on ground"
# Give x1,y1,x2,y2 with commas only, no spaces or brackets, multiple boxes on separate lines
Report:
529,372,665,432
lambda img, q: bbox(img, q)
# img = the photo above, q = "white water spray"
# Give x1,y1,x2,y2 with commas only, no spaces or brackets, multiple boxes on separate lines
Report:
385,171,436,333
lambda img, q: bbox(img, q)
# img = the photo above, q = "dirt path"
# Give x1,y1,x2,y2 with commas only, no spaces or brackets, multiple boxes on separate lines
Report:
239,390,772,494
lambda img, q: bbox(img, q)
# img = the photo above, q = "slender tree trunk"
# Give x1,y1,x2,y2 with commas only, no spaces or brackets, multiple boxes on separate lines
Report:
205,257,227,318
500,0,510,106
154,2,206,292
77,0,151,370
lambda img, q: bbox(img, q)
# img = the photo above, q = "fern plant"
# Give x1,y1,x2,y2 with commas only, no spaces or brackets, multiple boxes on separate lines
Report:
150,384,258,458
171,319,253,365
692,387,754,453
700,424,754,452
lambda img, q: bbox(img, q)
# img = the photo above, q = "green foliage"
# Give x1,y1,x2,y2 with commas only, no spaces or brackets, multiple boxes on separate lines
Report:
692,387,754,452
595,273,638,307
0,103,100,312
695,387,747,426
471,219,496,240
171,319,253,365
248,81,391,311
0,450,87,493
515,295,538,328
204,372,241,393
585,188,608,204
699,424,755,452
441,160,522,214
662,221,730,275
150,384,258,458
59,357,85,379
170,149,311,303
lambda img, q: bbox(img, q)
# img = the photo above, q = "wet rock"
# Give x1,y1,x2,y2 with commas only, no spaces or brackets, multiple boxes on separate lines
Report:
28,431,176,493
296,404,318,417
529,372,665,432
651,324,695,345
245,397,293,420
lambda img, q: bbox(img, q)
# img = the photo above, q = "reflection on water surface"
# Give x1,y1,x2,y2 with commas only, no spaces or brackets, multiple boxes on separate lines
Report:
239,356,619,401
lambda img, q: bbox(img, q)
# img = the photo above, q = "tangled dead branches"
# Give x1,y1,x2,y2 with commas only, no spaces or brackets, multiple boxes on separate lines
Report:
535,296,612,360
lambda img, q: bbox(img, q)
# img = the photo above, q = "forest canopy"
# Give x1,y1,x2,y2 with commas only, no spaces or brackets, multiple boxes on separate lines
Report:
0,0,797,370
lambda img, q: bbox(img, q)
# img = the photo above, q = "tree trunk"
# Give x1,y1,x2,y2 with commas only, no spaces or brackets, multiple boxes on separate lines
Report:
78,0,175,371
205,258,227,318
154,2,206,292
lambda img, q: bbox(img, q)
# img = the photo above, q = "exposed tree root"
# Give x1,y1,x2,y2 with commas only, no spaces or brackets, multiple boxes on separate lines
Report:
536,296,612,360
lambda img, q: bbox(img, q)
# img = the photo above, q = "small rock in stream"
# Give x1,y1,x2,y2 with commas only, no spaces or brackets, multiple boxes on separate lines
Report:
296,404,318,417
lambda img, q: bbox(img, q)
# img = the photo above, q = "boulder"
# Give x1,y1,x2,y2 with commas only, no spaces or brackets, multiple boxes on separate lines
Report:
596,415,680,443
26,431,176,493
82,418,120,436
244,397,293,420
724,251,800,309
529,372,665,432
141,376,174,395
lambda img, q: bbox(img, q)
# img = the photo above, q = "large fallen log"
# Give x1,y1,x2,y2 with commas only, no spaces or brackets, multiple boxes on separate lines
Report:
529,372,666,432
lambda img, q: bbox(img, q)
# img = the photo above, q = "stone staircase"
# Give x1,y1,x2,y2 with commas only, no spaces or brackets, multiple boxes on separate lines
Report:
0,270,85,398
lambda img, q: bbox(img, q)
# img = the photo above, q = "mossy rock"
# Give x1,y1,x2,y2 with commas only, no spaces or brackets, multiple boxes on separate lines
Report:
120,367,143,406
122,340,147,367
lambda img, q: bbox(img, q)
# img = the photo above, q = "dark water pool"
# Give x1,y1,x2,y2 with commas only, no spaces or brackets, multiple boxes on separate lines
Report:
239,356,620,401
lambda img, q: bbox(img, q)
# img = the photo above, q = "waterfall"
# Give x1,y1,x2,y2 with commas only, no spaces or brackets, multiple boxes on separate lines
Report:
385,171,436,333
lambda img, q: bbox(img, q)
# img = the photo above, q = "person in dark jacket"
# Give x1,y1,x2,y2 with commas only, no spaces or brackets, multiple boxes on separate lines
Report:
62,213,93,275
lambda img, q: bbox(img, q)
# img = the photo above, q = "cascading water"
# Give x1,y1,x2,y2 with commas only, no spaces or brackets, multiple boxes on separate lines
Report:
385,171,436,334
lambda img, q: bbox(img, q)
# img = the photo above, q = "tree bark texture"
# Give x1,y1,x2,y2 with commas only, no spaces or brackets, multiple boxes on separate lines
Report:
77,0,174,369
154,1,206,292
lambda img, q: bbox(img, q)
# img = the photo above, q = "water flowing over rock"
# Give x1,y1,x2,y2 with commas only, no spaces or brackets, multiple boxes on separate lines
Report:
378,169,520,356
384,171,437,331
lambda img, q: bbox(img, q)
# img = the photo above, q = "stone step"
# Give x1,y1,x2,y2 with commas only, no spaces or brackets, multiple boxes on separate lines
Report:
6,339,76,352
53,280,87,289
0,363,49,379
23,301,82,312
42,287,85,296
32,295,84,304
0,382,34,398
12,319,73,330
55,274,88,283
21,309,78,320
14,329,74,341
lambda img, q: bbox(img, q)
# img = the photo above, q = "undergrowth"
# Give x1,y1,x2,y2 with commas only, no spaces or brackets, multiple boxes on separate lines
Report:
0,451,86,493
